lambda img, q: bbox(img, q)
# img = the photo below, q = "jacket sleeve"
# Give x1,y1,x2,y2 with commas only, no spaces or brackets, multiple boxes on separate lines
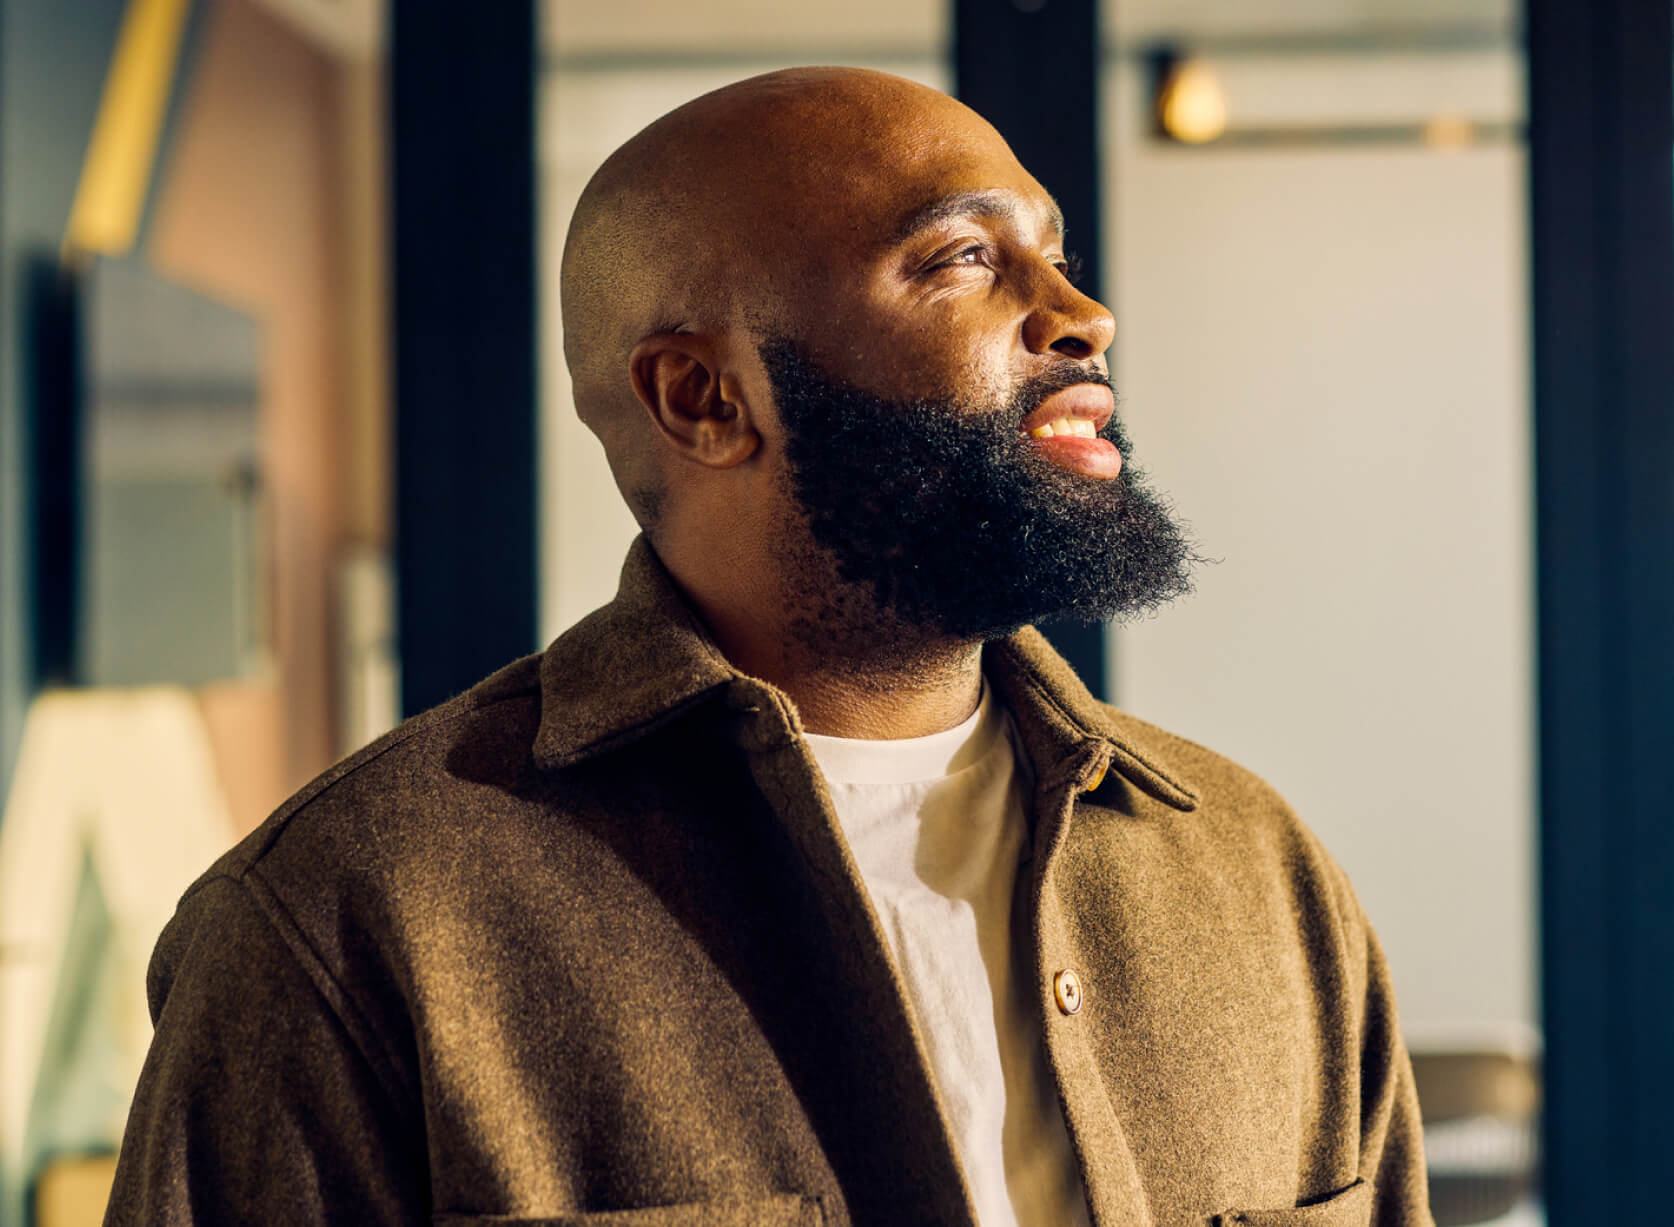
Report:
1344,884,1435,1227
103,874,429,1226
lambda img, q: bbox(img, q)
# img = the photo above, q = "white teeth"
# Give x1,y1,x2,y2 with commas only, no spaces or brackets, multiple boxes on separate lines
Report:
1029,417,1097,440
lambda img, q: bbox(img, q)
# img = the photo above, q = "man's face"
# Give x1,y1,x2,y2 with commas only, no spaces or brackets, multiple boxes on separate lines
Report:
750,98,1195,639
772,129,1115,424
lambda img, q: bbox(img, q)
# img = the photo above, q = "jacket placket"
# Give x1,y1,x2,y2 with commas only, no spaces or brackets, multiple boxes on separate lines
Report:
720,676,982,1227
1024,738,1157,1227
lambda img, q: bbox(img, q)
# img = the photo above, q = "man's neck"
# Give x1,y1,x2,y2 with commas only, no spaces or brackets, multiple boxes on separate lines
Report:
695,592,984,738
654,535,986,739
756,645,985,740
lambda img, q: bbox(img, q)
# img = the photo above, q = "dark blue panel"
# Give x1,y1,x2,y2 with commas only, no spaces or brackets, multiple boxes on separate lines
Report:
1528,0,1674,1219
392,2,538,716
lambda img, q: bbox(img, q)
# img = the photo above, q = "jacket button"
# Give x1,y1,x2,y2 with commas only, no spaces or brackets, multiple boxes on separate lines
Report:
1053,968,1083,1015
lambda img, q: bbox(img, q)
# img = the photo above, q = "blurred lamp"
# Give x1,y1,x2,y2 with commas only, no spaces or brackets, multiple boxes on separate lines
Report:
1157,58,1229,144
1423,114,1477,151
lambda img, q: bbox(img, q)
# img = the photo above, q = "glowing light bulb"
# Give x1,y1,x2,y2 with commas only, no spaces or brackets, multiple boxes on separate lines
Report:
1158,59,1229,145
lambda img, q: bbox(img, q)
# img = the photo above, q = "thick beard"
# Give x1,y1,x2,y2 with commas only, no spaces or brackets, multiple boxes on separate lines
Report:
762,335,1198,645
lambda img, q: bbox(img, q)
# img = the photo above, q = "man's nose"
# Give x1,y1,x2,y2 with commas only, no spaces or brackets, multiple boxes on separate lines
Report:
1021,277,1116,361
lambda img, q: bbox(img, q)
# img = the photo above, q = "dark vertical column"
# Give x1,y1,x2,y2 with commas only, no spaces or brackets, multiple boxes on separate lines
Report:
954,0,1110,698
391,1,539,715
1529,0,1674,1219
26,256,80,688
0,0,18,803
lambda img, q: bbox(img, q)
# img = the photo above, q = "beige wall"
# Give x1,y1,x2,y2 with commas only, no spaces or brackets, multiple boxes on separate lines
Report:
1106,0,1511,40
546,0,945,56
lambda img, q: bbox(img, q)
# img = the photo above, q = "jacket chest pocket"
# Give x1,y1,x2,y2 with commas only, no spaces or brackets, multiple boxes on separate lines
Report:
433,1193,826,1227
1214,1179,1372,1227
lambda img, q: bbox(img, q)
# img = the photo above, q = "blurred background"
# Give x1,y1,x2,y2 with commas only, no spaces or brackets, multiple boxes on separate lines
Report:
2,0,1671,1224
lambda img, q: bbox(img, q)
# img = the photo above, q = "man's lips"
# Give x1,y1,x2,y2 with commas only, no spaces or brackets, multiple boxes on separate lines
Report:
1020,383,1115,437
1020,384,1122,480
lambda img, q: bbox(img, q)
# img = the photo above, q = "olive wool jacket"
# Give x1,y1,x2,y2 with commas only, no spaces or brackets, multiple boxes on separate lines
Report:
106,539,1432,1227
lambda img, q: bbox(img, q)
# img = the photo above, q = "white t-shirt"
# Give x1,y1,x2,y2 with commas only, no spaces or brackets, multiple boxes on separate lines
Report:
802,685,1092,1227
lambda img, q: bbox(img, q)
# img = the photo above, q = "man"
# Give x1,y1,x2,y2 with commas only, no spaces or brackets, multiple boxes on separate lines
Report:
107,69,1430,1226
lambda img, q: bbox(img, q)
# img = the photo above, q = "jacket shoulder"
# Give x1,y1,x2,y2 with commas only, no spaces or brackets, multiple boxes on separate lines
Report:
1097,703,1367,918
1101,704,1295,815
147,654,552,1072
182,652,547,899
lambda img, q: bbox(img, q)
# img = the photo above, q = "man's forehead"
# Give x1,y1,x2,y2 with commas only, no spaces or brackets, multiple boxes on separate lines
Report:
701,74,1050,237
816,111,1063,249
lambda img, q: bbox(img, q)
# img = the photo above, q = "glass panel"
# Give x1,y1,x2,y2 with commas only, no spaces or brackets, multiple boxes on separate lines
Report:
79,255,264,688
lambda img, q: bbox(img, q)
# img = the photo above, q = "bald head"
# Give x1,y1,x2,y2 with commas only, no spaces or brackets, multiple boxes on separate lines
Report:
558,68,1022,519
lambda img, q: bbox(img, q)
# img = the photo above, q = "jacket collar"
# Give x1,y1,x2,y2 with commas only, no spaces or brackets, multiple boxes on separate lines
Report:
533,536,1198,811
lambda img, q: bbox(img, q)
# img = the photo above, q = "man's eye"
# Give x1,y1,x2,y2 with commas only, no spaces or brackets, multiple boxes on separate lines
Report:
1056,252,1085,286
934,244,991,270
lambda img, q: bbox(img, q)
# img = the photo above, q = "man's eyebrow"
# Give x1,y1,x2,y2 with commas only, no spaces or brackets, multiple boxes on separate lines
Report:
890,189,1068,246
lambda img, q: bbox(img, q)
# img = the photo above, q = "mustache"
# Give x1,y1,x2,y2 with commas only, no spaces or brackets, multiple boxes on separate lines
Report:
995,366,1127,457
1002,365,1114,428
888,362,1129,463
1011,365,1136,464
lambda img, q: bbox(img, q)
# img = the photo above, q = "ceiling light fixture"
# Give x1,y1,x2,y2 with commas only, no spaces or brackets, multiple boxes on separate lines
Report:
1155,56,1229,145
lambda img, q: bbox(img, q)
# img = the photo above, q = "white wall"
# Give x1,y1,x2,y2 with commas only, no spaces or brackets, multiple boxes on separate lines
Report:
1105,0,1511,42
1105,51,1535,1042
546,0,946,57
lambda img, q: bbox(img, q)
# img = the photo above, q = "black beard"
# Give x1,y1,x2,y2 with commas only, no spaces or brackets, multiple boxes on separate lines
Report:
762,335,1198,643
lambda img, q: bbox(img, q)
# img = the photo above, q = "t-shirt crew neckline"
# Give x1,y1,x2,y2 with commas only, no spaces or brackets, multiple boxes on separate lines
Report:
801,683,1003,786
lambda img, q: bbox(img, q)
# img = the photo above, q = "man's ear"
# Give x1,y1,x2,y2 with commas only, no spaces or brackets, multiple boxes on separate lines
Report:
629,333,760,469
